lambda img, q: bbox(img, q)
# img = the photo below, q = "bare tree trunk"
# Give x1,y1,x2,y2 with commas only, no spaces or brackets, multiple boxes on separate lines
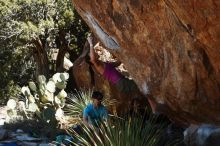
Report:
33,39,50,78
56,47,67,72
56,31,69,72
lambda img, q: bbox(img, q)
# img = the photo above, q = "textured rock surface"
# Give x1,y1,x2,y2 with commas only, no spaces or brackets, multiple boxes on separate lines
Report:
184,124,220,146
72,0,220,124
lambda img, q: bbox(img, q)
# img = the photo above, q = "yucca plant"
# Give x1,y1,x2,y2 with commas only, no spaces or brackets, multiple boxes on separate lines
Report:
67,112,168,146
64,90,117,124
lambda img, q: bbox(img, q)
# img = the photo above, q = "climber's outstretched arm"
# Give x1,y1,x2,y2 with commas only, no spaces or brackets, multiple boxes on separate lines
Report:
87,36,104,74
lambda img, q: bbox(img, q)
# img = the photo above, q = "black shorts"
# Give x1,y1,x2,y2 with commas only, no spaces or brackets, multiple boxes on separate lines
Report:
115,77,139,93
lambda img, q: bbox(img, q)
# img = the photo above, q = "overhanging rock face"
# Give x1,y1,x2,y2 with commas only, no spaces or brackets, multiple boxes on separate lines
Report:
72,0,220,124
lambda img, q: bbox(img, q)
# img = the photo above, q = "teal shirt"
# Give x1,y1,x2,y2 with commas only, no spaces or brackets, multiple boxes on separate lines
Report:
83,103,108,126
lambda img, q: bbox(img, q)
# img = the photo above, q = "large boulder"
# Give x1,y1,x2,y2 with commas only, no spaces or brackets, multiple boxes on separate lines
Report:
184,124,220,146
72,0,220,124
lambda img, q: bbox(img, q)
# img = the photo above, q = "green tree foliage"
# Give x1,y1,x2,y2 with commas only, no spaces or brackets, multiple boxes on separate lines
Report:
0,0,89,104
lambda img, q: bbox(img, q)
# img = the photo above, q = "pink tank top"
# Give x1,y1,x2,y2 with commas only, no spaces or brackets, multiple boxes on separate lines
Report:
103,63,123,84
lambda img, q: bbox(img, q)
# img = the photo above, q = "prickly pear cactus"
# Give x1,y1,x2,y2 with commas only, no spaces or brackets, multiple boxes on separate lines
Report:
7,72,70,126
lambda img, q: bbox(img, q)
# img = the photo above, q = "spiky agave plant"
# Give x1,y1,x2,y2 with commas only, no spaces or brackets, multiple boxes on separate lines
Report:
67,113,168,146
64,89,117,124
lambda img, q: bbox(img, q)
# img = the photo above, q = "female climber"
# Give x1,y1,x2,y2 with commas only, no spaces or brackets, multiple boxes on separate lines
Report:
86,36,139,93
